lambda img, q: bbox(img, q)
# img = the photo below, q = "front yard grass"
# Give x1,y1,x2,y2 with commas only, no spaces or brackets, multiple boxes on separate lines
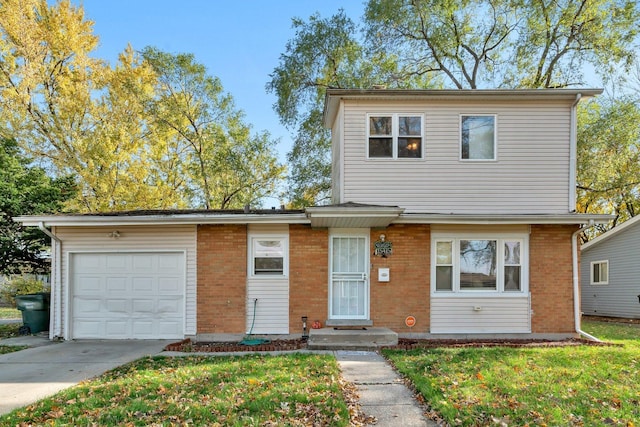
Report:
0,307,20,319
0,353,351,426
384,320,640,426
0,323,20,339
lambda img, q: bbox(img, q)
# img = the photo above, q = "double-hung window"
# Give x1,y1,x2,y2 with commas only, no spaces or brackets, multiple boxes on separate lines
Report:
368,114,423,159
251,237,287,276
434,236,526,293
590,260,608,285
460,115,496,160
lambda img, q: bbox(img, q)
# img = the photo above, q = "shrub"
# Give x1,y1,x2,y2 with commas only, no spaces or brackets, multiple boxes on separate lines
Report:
0,277,46,308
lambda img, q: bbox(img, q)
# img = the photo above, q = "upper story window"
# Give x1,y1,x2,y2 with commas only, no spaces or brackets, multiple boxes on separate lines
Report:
368,114,423,159
252,238,287,276
433,236,526,294
590,260,609,285
460,115,496,160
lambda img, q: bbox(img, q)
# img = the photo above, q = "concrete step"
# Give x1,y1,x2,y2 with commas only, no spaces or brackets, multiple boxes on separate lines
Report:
307,327,398,350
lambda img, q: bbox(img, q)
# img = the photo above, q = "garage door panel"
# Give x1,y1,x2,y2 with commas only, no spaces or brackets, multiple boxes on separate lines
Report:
159,277,182,293
158,298,181,314
74,298,101,314
132,254,154,270
106,277,127,292
71,252,184,339
77,276,102,292
132,321,154,336
106,321,127,336
74,320,101,337
132,277,154,292
106,254,128,269
132,299,154,313
106,299,129,314
158,321,182,335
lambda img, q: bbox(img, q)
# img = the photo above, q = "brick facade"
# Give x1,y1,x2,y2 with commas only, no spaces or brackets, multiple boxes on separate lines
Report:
529,224,578,333
196,224,247,334
288,224,329,333
369,225,431,333
195,222,577,337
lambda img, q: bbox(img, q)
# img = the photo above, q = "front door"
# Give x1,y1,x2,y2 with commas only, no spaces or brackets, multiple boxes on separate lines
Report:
329,231,369,320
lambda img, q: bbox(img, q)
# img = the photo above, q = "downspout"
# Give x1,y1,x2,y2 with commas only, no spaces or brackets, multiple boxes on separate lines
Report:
38,222,62,340
569,93,582,212
572,220,600,342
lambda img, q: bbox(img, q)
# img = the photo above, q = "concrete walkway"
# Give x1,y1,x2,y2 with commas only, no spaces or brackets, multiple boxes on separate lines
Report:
0,337,171,415
336,350,436,426
1,337,436,425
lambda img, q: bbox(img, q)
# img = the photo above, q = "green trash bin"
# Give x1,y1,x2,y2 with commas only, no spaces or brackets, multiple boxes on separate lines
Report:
15,293,51,334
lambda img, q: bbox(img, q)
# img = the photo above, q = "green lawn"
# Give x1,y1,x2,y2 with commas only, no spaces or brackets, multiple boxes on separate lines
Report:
384,320,640,426
0,353,351,426
0,307,20,319
0,323,23,355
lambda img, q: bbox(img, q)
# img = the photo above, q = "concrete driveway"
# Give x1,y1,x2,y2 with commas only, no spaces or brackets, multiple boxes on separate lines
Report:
0,338,171,415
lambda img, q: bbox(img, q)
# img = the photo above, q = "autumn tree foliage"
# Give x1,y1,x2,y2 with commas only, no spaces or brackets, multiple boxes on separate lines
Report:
0,0,284,212
269,0,639,216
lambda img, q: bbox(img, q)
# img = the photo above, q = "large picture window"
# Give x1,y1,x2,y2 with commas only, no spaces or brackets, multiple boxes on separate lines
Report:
433,236,526,293
461,115,496,160
590,260,608,285
368,114,423,159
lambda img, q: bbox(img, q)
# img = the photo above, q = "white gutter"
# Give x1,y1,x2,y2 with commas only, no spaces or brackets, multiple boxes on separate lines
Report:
17,213,310,227
396,213,612,225
38,222,62,340
569,93,582,212
572,220,600,342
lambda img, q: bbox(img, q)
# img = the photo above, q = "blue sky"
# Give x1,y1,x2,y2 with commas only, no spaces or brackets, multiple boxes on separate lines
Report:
77,1,366,174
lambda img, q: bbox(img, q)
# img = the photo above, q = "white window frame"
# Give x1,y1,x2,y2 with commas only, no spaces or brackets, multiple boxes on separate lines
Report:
590,260,609,285
366,113,424,159
431,232,528,295
460,114,497,161
249,235,289,278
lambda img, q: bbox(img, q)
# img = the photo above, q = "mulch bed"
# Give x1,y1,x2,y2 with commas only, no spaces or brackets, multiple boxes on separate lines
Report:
164,338,308,352
164,336,617,353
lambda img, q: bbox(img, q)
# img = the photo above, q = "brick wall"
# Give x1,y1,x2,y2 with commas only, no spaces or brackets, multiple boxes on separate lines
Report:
289,224,329,332
197,224,247,334
370,225,431,333
530,224,578,333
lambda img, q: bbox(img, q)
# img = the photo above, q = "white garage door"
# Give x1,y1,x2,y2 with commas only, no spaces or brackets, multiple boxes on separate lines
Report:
70,252,185,339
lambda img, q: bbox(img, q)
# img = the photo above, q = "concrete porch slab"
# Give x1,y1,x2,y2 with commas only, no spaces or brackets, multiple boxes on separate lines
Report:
307,327,398,350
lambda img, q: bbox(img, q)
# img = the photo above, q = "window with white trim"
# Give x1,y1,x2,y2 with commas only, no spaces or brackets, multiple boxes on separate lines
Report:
433,237,526,293
368,114,423,159
590,260,608,285
251,237,287,276
461,115,496,160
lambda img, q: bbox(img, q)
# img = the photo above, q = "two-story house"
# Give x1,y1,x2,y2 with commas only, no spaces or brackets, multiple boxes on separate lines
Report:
17,89,610,342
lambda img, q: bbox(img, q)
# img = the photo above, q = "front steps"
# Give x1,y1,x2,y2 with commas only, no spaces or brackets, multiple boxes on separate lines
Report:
307,327,398,350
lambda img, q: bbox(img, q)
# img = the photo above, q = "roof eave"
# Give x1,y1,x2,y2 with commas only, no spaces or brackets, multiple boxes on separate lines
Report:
323,88,603,128
14,213,311,227
581,214,640,251
395,213,613,225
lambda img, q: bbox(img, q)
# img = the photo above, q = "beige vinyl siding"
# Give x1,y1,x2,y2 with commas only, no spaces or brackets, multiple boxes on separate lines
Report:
431,296,531,333
340,99,572,213
247,225,289,334
56,225,197,338
331,102,343,204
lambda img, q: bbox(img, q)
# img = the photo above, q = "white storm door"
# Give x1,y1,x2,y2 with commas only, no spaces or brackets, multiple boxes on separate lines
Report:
330,233,369,320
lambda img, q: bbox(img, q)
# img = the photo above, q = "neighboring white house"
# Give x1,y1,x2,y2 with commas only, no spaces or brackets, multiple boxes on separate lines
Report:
580,215,640,319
